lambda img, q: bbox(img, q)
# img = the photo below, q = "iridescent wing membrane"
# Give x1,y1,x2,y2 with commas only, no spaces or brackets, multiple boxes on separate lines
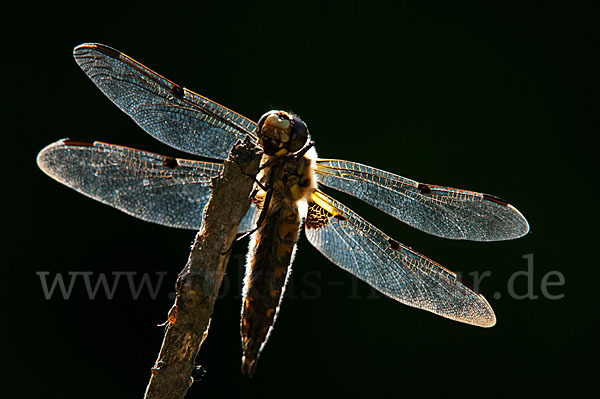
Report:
315,159,529,241
73,43,258,159
38,43,530,327
304,191,496,327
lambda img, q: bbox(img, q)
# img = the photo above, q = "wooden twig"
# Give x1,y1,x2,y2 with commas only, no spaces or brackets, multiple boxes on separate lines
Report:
143,138,261,399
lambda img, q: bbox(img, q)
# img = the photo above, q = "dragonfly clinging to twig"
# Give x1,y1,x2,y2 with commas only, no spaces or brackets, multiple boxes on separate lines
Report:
37,43,529,376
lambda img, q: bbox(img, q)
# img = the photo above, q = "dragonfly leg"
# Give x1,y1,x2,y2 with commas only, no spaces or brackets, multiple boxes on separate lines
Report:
258,158,275,170
251,178,267,192
221,224,260,254
232,158,268,191
221,171,275,254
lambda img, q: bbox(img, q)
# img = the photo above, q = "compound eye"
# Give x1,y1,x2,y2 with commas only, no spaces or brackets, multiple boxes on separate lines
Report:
288,116,308,153
257,110,277,135
256,111,293,155
257,111,291,133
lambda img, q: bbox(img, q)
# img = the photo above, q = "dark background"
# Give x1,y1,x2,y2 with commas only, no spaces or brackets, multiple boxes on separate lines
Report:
5,1,594,398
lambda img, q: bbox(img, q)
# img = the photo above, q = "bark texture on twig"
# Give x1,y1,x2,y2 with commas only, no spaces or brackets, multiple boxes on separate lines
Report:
144,139,261,399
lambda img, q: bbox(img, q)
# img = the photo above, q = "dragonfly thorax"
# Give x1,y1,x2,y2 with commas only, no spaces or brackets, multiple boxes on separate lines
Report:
256,110,309,156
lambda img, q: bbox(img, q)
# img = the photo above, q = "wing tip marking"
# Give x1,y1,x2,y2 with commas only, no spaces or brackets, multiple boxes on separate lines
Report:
73,43,122,58
60,138,96,147
91,43,121,57
482,193,509,206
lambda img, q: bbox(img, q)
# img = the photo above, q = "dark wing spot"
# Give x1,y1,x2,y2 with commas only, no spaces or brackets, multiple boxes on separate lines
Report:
62,139,95,147
170,83,185,99
483,193,509,206
94,43,121,58
388,238,400,250
305,202,331,229
162,156,178,169
334,214,347,221
417,183,432,194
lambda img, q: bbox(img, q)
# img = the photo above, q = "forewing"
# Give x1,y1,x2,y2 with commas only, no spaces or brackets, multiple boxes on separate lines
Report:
304,191,496,327
73,43,257,159
315,159,529,241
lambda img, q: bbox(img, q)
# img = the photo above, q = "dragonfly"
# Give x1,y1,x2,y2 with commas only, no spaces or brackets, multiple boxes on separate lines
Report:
37,43,529,376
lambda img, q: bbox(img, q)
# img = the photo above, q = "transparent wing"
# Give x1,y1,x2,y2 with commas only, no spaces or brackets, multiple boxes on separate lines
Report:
315,159,529,241
73,43,258,159
238,203,261,234
304,190,496,327
37,139,258,232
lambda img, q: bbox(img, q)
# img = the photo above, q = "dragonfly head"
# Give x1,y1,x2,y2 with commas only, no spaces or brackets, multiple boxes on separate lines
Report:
257,110,309,156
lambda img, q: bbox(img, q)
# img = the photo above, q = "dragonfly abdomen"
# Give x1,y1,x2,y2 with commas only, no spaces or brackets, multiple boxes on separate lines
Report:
240,152,316,376
241,198,301,376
